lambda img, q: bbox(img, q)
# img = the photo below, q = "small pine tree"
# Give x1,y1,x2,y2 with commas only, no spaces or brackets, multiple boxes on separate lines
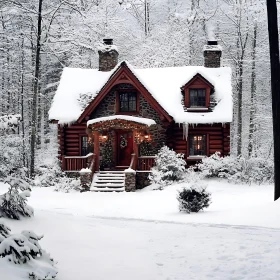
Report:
101,137,114,169
150,146,186,187
0,230,57,279
177,184,211,213
0,177,33,220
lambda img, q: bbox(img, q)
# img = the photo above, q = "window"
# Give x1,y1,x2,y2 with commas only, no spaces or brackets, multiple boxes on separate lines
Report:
119,92,137,112
81,136,88,156
189,135,206,156
189,89,206,107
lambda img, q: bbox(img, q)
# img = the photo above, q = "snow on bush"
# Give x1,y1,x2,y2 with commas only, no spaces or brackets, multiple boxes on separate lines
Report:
0,220,11,243
177,183,211,213
0,177,33,220
0,224,57,280
196,152,274,184
54,177,81,192
0,135,27,179
35,160,64,188
149,146,186,188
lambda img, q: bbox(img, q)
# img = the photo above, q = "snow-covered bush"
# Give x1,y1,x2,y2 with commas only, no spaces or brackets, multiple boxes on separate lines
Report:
35,160,64,188
149,146,186,187
0,220,11,243
177,183,211,213
0,226,57,279
0,177,33,220
54,177,81,192
0,135,27,179
196,152,274,184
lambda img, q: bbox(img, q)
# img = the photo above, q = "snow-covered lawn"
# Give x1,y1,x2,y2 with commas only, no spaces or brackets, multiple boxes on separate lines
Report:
1,180,280,280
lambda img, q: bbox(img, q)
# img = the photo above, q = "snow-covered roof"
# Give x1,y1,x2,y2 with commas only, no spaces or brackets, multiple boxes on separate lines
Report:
87,115,156,127
49,61,232,125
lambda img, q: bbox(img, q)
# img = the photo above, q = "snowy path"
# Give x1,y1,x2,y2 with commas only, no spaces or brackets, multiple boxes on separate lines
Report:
7,210,280,280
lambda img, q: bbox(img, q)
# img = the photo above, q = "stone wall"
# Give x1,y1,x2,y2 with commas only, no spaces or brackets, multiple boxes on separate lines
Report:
125,171,136,192
204,50,221,68
98,49,119,72
90,85,168,155
136,172,151,189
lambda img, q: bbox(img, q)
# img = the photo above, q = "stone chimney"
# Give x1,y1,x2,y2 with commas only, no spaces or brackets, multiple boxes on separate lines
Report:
98,39,119,72
203,40,222,68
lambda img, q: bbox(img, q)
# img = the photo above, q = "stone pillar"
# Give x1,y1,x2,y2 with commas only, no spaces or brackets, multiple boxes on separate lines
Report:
80,168,92,192
124,169,136,192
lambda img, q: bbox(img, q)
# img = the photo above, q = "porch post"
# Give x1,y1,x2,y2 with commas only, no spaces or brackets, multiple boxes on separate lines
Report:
132,130,139,170
93,130,100,171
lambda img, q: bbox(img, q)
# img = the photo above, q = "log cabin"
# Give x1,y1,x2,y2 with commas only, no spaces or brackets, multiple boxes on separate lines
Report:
49,39,232,189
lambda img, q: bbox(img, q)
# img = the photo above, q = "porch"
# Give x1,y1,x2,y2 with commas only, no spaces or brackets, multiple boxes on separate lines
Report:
61,153,156,173
61,115,157,173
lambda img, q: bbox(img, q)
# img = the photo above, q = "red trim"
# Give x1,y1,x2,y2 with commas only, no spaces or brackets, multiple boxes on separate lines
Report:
77,62,172,123
183,75,213,108
182,73,214,90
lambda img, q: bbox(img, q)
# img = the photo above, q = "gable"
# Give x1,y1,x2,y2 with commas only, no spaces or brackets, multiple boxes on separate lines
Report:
181,74,214,109
77,63,173,123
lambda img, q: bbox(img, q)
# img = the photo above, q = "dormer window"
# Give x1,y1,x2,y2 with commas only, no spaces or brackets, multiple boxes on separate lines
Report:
182,74,213,110
189,89,206,107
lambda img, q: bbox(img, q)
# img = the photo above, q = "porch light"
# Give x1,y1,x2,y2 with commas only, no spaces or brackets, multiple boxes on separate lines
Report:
99,134,108,143
134,132,152,144
144,134,152,142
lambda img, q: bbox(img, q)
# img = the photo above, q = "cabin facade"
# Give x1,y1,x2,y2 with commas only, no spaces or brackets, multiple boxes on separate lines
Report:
49,39,232,182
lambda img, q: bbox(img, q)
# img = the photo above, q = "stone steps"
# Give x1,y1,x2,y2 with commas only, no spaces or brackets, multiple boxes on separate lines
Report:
91,171,125,192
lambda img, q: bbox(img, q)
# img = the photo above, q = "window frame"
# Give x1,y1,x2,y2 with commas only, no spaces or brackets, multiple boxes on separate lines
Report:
116,89,139,114
188,134,207,157
189,88,207,108
80,135,93,156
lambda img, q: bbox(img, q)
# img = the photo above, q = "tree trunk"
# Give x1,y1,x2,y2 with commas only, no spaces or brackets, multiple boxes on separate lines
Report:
248,23,257,157
266,0,280,201
30,0,43,178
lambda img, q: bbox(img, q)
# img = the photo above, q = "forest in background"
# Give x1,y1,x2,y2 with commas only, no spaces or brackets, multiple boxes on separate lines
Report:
0,0,275,176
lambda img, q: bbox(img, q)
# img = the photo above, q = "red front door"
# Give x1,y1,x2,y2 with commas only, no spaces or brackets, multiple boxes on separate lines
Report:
116,131,133,166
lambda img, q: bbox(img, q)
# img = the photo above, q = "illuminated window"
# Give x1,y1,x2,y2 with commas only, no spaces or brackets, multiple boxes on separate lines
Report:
189,89,206,107
189,135,206,156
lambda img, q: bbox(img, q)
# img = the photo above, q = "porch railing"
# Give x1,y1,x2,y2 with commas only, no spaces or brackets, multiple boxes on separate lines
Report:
137,156,156,171
62,153,95,172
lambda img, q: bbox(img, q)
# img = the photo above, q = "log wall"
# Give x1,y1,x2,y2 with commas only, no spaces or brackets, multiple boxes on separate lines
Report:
168,123,230,162
58,122,88,157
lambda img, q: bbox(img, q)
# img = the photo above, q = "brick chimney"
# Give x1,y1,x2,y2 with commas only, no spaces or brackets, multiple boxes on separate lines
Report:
98,39,119,72
203,40,222,68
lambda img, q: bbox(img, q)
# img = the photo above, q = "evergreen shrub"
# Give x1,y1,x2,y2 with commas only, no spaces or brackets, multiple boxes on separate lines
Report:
149,146,186,188
196,152,274,184
178,184,211,213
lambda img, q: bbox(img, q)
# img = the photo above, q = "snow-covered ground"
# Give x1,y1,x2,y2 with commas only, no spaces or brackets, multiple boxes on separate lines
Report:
1,180,280,280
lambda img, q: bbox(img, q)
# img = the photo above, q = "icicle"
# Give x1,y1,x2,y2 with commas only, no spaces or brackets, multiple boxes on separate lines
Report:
183,123,189,140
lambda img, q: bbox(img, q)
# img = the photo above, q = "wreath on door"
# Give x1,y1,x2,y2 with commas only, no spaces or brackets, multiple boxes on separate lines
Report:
120,135,128,149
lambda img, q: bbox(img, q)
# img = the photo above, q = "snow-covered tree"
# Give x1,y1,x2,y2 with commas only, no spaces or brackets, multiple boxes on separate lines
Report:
0,177,33,220
149,146,186,187
0,229,57,279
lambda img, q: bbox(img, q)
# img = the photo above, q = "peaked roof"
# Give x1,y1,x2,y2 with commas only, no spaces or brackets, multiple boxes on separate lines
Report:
49,61,232,125
78,61,172,123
